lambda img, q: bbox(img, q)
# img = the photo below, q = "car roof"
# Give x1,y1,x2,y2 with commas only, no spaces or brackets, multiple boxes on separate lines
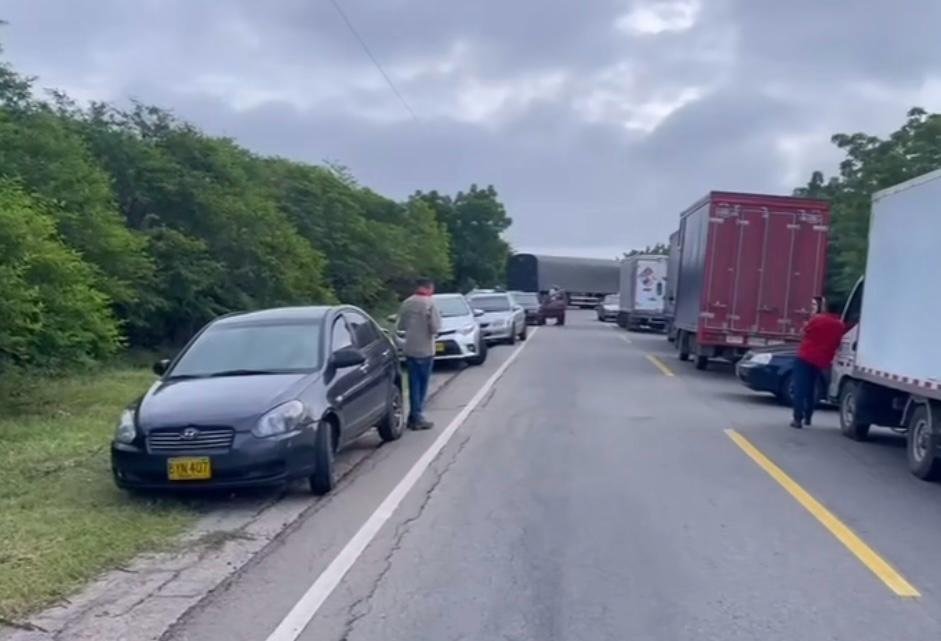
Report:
433,293,466,300
213,306,333,327
468,290,509,297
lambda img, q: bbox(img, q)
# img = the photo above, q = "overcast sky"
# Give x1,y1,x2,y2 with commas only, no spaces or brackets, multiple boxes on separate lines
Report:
3,1,940,258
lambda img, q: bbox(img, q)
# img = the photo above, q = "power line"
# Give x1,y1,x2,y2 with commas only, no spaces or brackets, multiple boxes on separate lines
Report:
328,0,419,123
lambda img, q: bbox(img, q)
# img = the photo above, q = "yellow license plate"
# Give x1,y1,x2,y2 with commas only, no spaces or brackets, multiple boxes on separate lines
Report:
435,342,445,354
167,457,212,481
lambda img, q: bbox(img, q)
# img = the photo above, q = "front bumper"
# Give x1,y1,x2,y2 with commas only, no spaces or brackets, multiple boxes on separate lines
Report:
736,362,780,394
479,323,514,342
433,332,481,360
111,428,317,490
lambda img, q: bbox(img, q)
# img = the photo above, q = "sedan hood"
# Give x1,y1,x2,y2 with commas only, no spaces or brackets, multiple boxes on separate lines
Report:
137,373,313,431
477,311,514,324
439,315,476,333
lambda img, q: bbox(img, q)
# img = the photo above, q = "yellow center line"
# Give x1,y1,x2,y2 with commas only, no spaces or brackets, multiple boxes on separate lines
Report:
645,354,675,377
724,429,920,598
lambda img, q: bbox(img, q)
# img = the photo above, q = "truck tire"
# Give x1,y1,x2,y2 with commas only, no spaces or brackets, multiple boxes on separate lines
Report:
838,380,870,441
907,404,941,481
678,331,690,362
695,354,709,371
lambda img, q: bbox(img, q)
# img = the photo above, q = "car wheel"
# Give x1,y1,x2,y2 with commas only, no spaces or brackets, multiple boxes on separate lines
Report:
309,420,337,495
377,384,405,442
467,339,488,366
519,324,527,341
907,404,941,480
776,372,795,406
505,329,517,345
838,380,870,441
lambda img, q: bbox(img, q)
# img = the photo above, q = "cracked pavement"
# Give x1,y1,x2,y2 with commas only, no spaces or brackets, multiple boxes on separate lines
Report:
20,313,941,641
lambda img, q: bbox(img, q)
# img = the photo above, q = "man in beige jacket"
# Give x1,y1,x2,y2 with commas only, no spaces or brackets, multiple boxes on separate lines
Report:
396,278,441,429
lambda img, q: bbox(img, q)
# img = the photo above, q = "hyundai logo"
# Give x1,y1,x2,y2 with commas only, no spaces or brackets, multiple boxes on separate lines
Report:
180,427,200,441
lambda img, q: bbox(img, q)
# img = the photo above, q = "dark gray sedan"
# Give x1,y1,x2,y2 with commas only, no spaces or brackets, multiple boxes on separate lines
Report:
111,306,404,495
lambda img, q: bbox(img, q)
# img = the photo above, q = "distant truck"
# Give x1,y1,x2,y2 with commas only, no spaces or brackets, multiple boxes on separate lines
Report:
507,253,620,308
830,169,941,480
671,191,830,370
664,230,681,341
617,255,668,331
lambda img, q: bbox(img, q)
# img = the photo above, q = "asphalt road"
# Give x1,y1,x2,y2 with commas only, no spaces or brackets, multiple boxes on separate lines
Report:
168,311,941,641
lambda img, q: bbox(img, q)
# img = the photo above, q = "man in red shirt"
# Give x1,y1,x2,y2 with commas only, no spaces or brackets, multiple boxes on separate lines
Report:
792,297,846,429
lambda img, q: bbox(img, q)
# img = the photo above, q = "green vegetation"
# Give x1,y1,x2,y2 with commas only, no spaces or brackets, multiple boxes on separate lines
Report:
0,42,512,370
795,108,941,303
0,365,197,621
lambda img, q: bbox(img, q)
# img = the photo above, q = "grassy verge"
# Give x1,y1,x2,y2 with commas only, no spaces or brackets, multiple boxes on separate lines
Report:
0,364,199,622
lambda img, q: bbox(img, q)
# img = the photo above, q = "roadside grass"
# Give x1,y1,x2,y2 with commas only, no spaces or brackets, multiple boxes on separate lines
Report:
0,365,199,622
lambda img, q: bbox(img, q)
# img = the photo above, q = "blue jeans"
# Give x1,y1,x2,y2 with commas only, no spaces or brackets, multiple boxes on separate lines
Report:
406,357,434,423
793,357,821,424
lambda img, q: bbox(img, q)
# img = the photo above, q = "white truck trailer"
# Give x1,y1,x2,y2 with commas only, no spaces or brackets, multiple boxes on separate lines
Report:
617,255,668,332
830,169,941,479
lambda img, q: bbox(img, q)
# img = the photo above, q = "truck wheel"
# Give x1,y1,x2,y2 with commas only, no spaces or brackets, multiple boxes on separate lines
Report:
838,380,870,441
907,404,941,481
678,331,690,361
695,355,709,371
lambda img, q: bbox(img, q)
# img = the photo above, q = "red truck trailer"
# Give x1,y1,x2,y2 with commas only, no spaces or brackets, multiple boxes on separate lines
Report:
671,191,830,370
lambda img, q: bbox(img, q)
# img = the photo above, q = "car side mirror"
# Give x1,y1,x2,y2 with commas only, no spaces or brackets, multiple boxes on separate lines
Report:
153,359,170,376
331,347,366,369
473,309,485,317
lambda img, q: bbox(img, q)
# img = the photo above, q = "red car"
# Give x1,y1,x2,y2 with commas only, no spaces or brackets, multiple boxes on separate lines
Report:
539,292,566,325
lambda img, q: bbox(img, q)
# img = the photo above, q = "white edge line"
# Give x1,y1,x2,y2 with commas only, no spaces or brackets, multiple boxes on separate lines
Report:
264,328,538,641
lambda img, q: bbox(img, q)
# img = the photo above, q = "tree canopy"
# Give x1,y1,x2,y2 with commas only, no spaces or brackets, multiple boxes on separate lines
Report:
794,108,941,303
0,46,511,370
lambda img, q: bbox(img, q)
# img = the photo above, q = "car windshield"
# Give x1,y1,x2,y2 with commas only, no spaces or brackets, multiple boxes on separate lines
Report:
512,292,539,306
469,295,511,312
434,296,471,318
169,322,321,378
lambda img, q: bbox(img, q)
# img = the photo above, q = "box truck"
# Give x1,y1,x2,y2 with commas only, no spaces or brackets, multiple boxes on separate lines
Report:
617,255,668,331
830,169,941,479
672,191,830,370
507,254,620,308
664,230,681,341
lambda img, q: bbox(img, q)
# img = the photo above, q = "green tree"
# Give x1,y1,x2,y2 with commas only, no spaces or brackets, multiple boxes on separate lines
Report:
412,184,512,291
795,108,941,301
624,242,669,258
0,181,120,367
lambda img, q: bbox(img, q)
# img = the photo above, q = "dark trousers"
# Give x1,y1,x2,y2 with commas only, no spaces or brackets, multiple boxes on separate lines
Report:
405,357,434,423
792,357,821,424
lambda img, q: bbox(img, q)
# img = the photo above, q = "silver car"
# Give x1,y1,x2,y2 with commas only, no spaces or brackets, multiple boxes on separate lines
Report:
467,291,527,345
391,294,488,366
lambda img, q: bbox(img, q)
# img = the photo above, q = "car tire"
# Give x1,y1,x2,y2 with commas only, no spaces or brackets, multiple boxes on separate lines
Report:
377,385,405,442
776,372,795,406
309,420,337,495
505,330,517,345
467,339,488,366
907,404,941,481
519,324,527,341
838,380,870,441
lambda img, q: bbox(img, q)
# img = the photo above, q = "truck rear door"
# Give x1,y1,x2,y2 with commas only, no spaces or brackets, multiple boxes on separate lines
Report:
702,197,828,340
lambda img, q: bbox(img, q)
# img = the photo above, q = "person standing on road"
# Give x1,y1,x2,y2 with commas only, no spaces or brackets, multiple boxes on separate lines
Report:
791,296,846,429
397,278,441,430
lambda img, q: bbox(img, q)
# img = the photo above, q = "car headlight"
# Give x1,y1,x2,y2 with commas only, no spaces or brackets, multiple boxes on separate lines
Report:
114,409,137,444
749,353,773,366
254,400,306,438
459,324,477,335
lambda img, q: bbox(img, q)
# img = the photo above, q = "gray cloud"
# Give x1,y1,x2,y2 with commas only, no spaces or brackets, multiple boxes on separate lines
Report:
2,0,939,257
